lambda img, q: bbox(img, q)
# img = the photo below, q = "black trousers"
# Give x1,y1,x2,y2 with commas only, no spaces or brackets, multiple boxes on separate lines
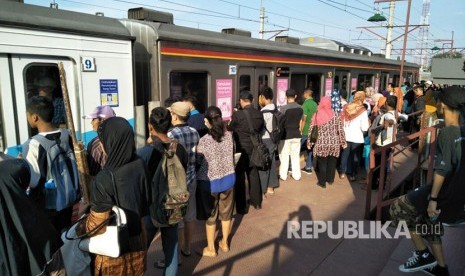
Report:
235,151,262,212
316,156,338,184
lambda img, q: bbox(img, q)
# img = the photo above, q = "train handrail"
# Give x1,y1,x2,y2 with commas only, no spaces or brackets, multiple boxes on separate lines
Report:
364,110,442,220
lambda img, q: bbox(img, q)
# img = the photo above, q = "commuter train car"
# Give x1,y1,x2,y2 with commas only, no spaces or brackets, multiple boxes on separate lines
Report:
121,8,419,116
0,2,135,156
0,3,419,156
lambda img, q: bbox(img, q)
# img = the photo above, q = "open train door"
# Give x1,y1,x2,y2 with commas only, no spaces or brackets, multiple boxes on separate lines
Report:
3,55,77,156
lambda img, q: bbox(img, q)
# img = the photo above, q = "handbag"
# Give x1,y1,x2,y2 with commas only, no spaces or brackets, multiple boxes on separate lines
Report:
309,111,319,144
65,171,129,258
243,110,271,170
309,125,318,144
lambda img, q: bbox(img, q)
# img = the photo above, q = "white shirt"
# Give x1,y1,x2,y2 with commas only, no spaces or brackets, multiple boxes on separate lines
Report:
376,110,396,146
261,103,276,140
343,111,369,143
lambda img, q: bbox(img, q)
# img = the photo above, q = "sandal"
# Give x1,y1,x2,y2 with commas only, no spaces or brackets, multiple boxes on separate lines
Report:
154,258,182,269
219,240,230,253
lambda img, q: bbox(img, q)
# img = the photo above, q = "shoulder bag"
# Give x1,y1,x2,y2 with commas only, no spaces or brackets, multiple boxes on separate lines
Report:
65,171,130,258
243,109,271,170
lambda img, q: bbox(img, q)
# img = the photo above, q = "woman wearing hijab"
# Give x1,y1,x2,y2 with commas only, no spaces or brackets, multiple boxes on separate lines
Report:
0,159,59,276
196,106,235,257
339,91,370,181
77,117,150,275
307,97,347,188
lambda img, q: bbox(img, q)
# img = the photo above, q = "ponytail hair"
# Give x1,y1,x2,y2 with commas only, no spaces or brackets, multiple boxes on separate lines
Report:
205,106,225,142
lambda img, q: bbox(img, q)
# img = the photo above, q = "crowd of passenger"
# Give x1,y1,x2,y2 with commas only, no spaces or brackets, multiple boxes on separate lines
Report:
0,79,459,276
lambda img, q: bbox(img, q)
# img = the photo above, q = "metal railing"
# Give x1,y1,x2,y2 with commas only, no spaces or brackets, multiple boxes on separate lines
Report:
364,110,442,220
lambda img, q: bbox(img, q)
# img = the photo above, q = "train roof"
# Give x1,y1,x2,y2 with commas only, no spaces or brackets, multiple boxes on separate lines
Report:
121,19,419,69
0,2,133,41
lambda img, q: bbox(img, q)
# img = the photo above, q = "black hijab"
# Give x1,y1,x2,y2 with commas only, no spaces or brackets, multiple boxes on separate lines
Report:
0,159,59,275
98,117,136,170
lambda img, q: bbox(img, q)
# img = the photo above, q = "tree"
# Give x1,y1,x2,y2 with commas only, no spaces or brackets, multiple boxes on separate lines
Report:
432,52,463,59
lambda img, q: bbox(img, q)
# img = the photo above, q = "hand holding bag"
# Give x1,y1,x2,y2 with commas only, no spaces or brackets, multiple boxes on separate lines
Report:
309,111,319,144
65,171,129,258
309,125,318,144
77,206,129,258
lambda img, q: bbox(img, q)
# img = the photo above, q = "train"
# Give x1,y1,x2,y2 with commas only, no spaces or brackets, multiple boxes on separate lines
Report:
0,1,419,156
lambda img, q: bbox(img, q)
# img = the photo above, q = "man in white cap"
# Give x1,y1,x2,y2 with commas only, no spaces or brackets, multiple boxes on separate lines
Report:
82,105,116,175
167,101,199,260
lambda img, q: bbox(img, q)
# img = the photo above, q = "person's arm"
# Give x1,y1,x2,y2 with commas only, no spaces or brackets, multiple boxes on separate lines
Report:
427,173,445,219
300,115,307,133
360,112,370,132
337,118,347,149
23,139,41,188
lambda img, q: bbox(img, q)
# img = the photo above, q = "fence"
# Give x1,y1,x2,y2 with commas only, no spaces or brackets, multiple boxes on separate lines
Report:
364,110,442,220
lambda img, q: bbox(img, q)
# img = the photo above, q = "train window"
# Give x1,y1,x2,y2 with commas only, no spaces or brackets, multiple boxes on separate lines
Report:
24,64,66,130
169,71,208,113
357,74,373,91
258,75,268,92
239,75,251,92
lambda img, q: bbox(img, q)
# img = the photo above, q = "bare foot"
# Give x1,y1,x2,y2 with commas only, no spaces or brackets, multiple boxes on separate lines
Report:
202,247,217,257
219,240,230,252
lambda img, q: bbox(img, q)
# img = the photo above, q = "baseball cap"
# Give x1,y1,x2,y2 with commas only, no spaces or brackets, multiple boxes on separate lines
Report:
82,105,116,119
168,101,190,117
425,80,433,85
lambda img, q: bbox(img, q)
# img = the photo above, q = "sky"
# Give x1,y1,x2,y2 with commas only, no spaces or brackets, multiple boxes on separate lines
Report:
24,0,465,63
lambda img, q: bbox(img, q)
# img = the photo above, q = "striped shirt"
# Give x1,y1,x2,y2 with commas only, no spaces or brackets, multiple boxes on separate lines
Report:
168,124,200,186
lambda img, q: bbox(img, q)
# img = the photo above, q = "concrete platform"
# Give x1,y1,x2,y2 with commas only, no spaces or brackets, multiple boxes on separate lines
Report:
144,151,465,276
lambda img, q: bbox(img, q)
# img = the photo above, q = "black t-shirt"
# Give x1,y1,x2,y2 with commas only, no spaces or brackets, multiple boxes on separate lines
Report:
407,126,462,214
280,102,304,139
229,105,265,153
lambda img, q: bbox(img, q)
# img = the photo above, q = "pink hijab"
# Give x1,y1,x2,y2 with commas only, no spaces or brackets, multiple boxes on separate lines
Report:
312,96,335,126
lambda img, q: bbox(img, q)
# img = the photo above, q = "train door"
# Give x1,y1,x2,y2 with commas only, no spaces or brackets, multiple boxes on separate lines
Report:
4,56,77,156
335,70,349,98
381,72,389,92
237,67,272,107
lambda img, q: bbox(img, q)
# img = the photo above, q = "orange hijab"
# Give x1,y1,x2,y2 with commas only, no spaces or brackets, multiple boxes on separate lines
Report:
341,91,366,122
393,87,403,112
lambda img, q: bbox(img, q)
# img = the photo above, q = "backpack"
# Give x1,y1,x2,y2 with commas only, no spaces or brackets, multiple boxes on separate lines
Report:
262,107,285,144
150,140,190,227
369,112,387,146
244,110,272,170
33,129,80,211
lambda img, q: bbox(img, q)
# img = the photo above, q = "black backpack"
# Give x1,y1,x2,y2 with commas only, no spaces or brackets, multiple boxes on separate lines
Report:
262,107,285,144
243,109,271,170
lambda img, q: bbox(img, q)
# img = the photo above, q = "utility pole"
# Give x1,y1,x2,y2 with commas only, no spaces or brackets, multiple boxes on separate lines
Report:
450,31,455,58
259,0,265,39
398,0,412,88
415,0,430,71
385,1,395,59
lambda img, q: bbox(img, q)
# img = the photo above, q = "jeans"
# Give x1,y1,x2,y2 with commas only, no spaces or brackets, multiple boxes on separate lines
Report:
340,142,363,176
161,225,179,276
301,135,313,169
143,215,157,249
278,138,302,180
